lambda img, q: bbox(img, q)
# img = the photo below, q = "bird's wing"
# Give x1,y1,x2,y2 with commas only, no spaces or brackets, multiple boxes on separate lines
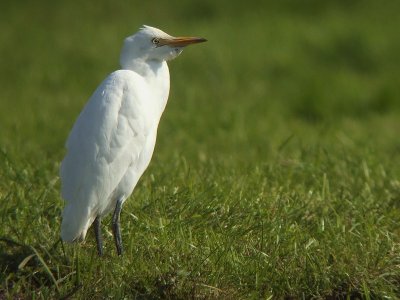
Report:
60,70,149,241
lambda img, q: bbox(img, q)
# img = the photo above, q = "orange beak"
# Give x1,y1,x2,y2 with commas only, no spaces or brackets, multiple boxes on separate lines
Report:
159,36,207,47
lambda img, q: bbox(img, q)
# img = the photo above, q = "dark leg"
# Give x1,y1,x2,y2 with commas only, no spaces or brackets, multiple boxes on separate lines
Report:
93,216,103,256
112,197,124,256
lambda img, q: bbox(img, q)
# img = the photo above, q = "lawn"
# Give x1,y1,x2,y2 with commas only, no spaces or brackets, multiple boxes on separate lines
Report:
1,0,400,298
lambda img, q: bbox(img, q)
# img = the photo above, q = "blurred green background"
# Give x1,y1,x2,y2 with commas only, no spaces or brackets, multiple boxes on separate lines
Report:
1,0,400,298
1,0,399,165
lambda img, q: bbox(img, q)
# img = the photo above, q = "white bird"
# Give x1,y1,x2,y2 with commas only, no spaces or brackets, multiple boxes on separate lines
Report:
60,25,206,256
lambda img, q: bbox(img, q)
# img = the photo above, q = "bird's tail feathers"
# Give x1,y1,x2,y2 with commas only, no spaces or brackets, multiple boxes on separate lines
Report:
61,204,95,243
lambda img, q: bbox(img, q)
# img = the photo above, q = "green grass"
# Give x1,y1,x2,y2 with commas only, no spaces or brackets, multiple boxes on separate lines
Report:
1,0,400,298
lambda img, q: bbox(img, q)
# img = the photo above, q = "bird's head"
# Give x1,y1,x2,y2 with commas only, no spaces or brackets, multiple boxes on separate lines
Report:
120,25,206,69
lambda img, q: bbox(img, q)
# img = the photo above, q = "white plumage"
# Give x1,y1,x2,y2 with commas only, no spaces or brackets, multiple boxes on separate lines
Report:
60,25,206,255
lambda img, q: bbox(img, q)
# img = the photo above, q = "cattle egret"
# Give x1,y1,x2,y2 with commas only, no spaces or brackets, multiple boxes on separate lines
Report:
60,25,206,256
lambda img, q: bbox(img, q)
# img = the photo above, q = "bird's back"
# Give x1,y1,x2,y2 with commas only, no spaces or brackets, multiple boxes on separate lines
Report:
60,70,151,242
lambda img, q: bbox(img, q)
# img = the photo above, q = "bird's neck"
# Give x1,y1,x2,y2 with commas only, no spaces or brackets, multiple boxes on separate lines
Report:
125,58,170,116
124,58,162,76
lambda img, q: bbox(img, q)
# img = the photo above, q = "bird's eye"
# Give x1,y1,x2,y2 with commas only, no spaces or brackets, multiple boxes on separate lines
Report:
152,38,160,45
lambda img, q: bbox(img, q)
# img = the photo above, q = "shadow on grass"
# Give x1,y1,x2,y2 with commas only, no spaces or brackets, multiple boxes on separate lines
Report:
0,237,81,299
